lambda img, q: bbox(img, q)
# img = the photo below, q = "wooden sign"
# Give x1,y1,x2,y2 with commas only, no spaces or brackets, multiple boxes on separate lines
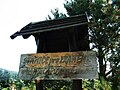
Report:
19,51,98,80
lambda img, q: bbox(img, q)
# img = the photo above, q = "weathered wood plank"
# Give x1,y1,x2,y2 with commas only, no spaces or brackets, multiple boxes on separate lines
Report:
19,51,98,80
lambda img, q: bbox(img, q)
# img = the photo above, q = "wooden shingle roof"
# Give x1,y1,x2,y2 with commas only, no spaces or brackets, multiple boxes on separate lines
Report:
10,13,88,39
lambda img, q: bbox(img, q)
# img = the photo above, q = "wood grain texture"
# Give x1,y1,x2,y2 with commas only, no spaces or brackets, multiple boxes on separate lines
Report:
19,51,98,80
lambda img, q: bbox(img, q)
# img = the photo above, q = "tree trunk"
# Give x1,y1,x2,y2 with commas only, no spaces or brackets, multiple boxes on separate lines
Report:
98,47,105,79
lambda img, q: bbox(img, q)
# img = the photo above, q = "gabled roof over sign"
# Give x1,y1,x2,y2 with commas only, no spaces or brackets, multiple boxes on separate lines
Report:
10,13,88,39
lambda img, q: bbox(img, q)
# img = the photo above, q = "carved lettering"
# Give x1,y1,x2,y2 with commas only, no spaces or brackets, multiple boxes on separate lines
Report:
19,51,98,80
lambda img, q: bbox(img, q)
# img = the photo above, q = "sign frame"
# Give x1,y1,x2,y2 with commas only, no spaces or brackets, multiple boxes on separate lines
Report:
19,51,98,80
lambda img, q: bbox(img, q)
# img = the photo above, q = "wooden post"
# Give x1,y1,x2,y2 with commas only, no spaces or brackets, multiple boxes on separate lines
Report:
72,79,82,90
35,33,45,90
35,80,43,90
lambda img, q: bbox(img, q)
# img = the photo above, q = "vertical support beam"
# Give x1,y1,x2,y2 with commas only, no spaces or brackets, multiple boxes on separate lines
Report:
68,29,77,51
72,79,82,90
35,33,46,90
36,33,47,53
35,80,43,90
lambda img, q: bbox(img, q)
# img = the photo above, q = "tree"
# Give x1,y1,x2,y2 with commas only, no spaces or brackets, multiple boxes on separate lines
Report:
64,0,120,86
48,0,120,89
46,8,66,20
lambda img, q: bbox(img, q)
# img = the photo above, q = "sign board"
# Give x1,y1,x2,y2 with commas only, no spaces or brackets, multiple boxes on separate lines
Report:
19,51,98,80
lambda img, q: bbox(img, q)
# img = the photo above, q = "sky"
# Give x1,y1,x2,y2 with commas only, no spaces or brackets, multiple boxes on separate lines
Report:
0,0,67,71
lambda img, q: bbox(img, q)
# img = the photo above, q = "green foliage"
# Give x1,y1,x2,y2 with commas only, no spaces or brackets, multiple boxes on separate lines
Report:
47,0,120,89
46,8,67,20
88,2,120,89
0,68,10,81
0,79,113,90
43,80,72,90
0,68,18,89
83,78,112,90
64,0,89,16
